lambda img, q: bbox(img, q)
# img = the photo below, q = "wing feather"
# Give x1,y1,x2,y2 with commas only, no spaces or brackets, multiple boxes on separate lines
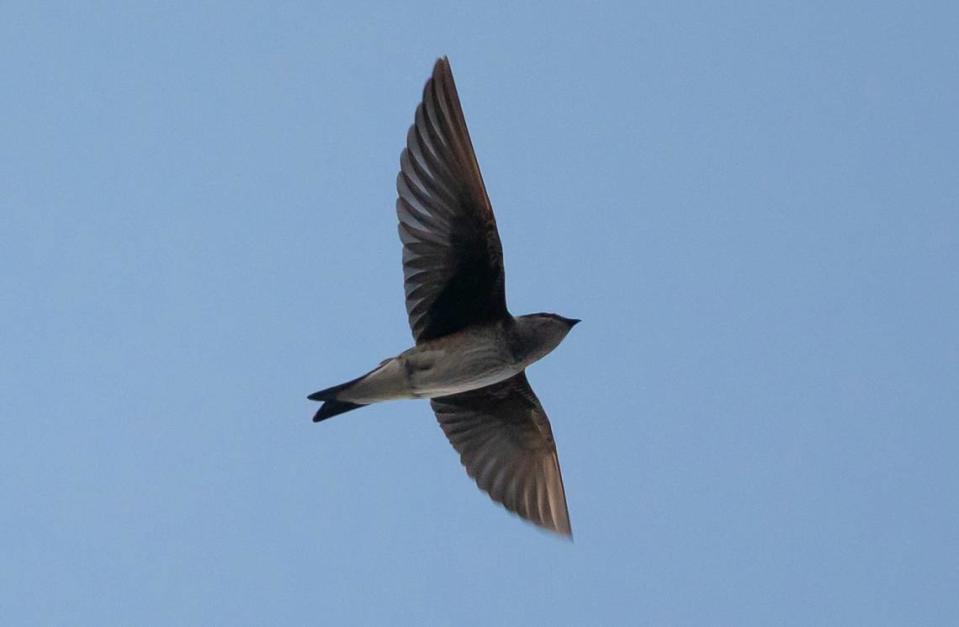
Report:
397,58,509,342
431,372,572,537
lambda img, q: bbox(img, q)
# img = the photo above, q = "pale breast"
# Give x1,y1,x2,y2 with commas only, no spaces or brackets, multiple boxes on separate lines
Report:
404,327,522,398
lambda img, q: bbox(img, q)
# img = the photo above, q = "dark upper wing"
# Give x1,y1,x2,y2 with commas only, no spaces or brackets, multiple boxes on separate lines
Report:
397,57,508,343
430,372,572,537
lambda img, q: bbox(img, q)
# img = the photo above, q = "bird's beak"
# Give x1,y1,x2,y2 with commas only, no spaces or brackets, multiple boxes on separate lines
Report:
568,318,581,327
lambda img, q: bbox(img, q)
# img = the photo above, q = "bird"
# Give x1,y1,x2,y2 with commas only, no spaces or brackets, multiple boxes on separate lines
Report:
309,57,579,537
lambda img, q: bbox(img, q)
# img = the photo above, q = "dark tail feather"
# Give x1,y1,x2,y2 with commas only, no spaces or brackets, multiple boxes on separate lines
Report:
307,373,366,402
313,400,365,422
308,374,368,423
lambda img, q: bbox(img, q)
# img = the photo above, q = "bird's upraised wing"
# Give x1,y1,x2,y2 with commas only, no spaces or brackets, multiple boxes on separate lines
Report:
396,57,509,343
430,372,572,536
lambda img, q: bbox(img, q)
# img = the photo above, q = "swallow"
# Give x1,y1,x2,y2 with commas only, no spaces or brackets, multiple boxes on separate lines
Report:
309,57,579,536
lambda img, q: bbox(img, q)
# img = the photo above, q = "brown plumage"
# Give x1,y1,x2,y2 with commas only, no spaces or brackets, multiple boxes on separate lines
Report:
311,57,576,537
398,58,571,537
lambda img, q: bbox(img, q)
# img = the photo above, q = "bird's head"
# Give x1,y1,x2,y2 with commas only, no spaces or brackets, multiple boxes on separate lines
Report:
514,313,580,362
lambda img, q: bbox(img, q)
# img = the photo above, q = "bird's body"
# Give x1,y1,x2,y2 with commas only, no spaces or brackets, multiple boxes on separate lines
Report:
335,322,519,404
316,315,575,405
309,58,578,536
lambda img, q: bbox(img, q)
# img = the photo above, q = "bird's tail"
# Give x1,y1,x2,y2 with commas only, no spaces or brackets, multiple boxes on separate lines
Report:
308,375,368,422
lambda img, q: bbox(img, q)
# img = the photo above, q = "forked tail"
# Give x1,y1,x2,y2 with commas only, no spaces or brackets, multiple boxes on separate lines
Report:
308,375,368,422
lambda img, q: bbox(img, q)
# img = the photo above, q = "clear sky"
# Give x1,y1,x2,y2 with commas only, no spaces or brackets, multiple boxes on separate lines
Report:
2,2,958,625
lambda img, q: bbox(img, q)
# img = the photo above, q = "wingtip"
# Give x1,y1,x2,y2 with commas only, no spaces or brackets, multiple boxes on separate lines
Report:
549,520,574,540
531,519,573,540
433,56,452,79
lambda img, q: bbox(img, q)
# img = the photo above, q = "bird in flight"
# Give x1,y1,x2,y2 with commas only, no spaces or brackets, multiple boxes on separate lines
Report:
309,57,578,537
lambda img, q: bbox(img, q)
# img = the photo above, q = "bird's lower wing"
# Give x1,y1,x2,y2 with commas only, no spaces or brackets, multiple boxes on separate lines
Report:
430,371,571,537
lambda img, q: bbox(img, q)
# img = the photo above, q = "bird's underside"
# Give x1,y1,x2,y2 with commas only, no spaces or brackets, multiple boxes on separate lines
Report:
314,322,520,405
310,57,572,537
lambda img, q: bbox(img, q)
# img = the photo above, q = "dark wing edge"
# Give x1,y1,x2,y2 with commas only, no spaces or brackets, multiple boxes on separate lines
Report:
397,57,509,343
430,372,572,537
430,57,493,213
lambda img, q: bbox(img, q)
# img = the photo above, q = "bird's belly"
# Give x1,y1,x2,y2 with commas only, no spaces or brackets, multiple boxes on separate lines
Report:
406,340,520,398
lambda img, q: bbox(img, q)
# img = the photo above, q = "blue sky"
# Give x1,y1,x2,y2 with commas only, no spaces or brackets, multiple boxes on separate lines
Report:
2,2,957,625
